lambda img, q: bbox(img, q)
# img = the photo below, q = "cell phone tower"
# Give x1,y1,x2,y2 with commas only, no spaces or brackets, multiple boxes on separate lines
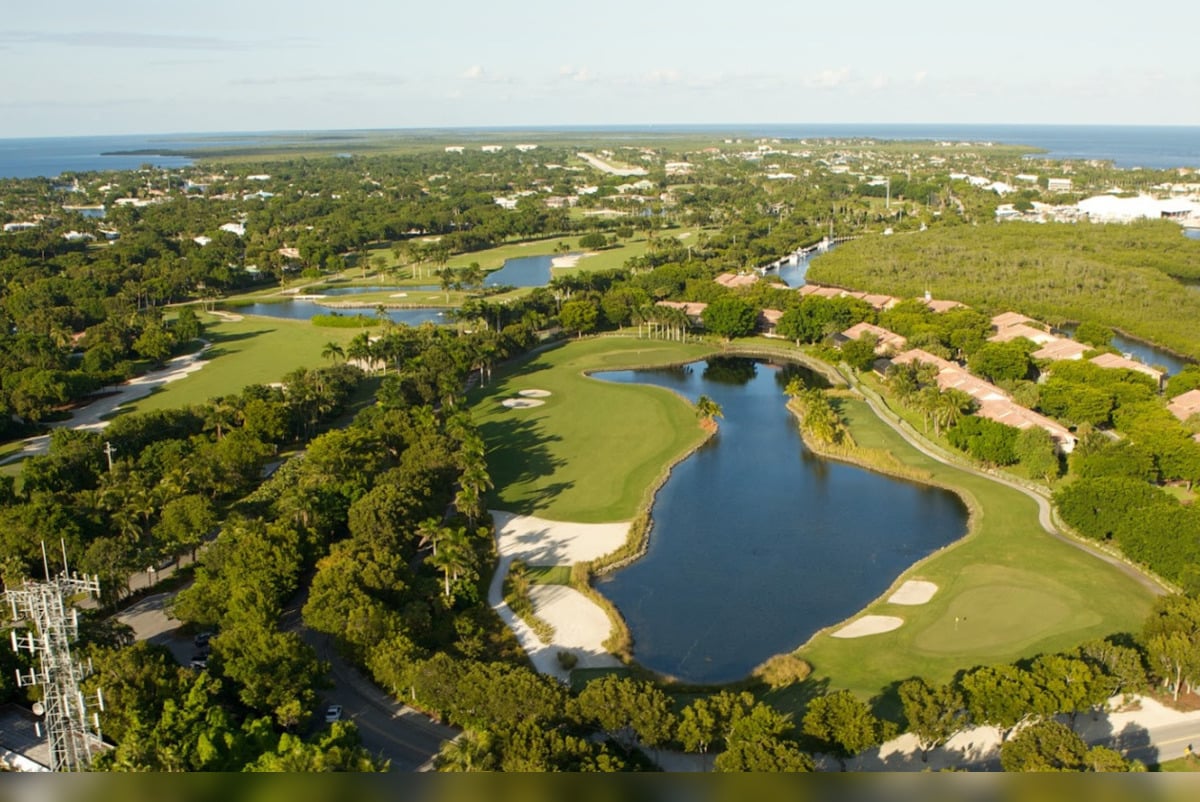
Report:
6,541,104,772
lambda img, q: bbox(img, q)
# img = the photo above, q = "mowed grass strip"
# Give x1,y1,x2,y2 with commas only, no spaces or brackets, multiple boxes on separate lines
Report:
119,314,364,415
471,337,712,522
773,396,1155,707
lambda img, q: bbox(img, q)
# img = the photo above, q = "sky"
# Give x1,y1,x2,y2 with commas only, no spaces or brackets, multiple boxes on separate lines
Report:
3,0,1199,138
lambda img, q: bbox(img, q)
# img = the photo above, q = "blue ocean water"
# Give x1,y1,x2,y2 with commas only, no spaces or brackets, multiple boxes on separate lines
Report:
2,124,1198,178
0,131,349,179
651,124,1200,170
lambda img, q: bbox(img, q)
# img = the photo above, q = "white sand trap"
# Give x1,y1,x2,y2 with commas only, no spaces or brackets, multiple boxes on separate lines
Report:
389,292,409,298
492,510,630,566
518,388,552,397
488,511,630,681
832,615,904,638
530,585,611,649
552,253,596,268
888,580,938,606
501,397,545,408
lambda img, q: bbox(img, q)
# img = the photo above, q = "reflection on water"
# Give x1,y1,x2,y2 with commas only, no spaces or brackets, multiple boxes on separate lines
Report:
594,358,967,684
232,299,451,326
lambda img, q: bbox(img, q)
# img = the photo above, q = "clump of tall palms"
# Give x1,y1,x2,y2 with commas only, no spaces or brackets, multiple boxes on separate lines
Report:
785,378,846,445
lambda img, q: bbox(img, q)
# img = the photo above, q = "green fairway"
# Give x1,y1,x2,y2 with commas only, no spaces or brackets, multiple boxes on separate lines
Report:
117,314,364,415
470,336,712,522
773,396,1155,706
472,338,1157,703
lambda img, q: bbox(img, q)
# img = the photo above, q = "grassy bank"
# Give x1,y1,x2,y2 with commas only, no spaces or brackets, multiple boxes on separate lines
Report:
771,393,1155,710
472,337,1157,710
117,314,364,415
470,336,712,522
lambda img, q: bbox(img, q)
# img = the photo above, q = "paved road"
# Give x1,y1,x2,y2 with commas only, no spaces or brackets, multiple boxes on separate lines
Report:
115,572,456,771
1,341,212,465
280,589,458,771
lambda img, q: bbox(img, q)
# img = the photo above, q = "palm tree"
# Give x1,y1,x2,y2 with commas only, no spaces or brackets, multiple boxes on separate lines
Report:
321,341,345,363
455,462,493,527
932,389,973,437
435,730,496,772
427,526,476,598
463,262,485,294
415,517,445,557
800,389,841,445
784,377,805,399
695,395,723,427
916,385,942,434
346,331,373,372
437,267,455,302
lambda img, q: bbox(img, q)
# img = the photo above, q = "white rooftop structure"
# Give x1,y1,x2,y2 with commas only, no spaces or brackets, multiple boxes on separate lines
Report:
1076,194,1199,223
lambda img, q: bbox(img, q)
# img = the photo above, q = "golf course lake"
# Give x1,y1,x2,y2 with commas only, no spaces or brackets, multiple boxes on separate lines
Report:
483,253,559,287
593,357,969,684
231,299,451,326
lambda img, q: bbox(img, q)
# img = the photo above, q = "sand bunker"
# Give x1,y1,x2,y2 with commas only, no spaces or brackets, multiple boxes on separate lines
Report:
492,510,630,566
832,615,904,638
389,292,409,298
888,580,938,606
529,585,612,648
552,253,594,268
518,388,552,397
501,398,545,408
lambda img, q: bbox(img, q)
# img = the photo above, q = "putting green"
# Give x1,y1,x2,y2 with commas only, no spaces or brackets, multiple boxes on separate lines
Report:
913,582,1086,655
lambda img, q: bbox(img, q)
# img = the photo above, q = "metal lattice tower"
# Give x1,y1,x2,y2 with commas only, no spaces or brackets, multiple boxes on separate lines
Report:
6,555,104,772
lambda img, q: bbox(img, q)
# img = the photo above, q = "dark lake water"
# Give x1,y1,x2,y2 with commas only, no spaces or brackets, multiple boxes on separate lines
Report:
232,300,450,326
484,254,558,287
593,357,968,684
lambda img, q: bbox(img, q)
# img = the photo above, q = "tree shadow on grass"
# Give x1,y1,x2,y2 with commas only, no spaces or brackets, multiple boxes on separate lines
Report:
479,415,570,511
761,673,831,720
198,328,275,361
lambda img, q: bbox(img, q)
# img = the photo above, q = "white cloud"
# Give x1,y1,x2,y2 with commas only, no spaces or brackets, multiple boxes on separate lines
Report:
806,68,851,89
913,70,929,86
558,65,594,83
462,65,485,80
642,68,683,85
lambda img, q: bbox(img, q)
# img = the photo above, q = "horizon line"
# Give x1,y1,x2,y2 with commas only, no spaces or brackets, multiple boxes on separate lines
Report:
5,121,1200,142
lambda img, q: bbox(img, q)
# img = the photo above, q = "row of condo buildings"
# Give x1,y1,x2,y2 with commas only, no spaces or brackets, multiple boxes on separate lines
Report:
660,271,1186,453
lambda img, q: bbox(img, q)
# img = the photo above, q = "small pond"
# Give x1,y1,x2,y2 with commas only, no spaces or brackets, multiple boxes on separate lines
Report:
593,357,968,684
232,299,451,326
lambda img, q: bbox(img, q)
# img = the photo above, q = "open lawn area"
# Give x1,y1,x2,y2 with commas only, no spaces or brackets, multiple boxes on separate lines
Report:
470,336,712,522
116,314,364,415
769,395,1156,710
